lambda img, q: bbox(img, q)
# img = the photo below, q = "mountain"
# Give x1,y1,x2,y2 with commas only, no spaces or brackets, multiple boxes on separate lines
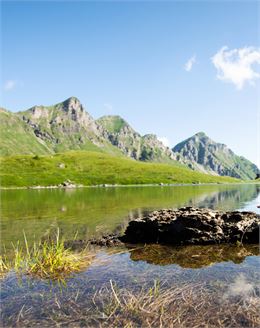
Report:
0,97,258,180
0,108,51,156
172,132,259,180
1,97,172,162
17,97,122,156
97,115,174,162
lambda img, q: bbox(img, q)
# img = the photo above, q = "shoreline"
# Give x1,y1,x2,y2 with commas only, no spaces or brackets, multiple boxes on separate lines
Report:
1,181,259,190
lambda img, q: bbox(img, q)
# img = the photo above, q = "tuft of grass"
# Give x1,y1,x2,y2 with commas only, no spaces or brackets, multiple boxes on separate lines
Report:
1,230,95,280
0,255,10,279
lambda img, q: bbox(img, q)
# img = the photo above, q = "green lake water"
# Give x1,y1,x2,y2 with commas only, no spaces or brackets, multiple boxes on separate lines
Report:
1,184,260,327
1,183,260,250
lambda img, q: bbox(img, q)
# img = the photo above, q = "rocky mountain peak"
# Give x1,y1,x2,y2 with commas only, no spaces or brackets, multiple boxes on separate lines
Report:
173,132,259,179
62,97,83,113
194,131,207,140
195,131,206,137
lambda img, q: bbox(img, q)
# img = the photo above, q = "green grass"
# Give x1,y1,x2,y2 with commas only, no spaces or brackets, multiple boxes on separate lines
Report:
97,115,128,133
0,230,94,280
0,150,239,187
0,108,52,156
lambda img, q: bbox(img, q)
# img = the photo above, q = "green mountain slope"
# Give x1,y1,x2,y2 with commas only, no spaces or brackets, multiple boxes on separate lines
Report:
0,151,238,187
97,115,174,162
0,108,52,156
172,132,259,180
18,97,122,156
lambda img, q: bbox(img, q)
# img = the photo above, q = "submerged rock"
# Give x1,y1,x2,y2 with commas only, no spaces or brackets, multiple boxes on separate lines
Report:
120,207,259,245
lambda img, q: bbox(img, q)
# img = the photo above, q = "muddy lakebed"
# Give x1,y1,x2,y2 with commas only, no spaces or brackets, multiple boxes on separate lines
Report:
1,184,260,327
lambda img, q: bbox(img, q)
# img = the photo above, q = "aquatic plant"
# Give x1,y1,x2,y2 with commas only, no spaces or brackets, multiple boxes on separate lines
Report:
0,230,94,280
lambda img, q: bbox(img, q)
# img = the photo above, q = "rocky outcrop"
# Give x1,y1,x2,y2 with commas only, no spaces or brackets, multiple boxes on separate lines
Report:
172,132,259,180
121,207,259,245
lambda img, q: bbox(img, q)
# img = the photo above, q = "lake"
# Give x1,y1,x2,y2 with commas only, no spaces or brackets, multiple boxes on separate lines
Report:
1,183,260,327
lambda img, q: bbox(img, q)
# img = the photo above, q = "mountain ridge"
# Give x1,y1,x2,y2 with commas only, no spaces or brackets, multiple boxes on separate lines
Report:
0,97,258,180
172,132,258,180
97,115,174,162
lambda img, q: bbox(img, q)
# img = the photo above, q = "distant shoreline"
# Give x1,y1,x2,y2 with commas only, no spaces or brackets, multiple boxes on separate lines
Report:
1,181,259,191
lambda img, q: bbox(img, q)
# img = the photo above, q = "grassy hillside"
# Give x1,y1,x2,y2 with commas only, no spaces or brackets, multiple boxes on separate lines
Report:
0,151,239,187
0,108,52,156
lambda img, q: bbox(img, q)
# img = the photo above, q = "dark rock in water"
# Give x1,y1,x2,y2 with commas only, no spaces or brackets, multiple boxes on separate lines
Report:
121,207,259,245
89,234,123,247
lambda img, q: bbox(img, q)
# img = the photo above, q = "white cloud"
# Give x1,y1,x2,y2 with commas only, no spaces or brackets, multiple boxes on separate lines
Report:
211,46,260,90
184,55,196,72
4,80,17,91
158,137,171,148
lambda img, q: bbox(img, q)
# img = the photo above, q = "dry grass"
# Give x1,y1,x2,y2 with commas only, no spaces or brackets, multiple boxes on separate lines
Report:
2,279,259,327
90,281,260,328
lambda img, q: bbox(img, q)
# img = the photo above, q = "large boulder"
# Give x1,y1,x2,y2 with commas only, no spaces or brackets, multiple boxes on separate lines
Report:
121,207,259,245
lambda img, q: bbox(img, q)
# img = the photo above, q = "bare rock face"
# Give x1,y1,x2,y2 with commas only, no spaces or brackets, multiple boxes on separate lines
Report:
121,207,259,245
172,132,259,179
19,97,113,151
97,115,175,162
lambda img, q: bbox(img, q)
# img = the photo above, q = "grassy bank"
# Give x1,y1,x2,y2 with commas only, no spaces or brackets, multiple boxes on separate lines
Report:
0,151,239,187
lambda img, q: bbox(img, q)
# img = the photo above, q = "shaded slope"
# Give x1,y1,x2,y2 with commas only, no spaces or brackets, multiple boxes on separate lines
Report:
173,132,259,180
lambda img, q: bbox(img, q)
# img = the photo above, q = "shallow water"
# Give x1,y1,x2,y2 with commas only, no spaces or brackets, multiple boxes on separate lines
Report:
1,184,260,327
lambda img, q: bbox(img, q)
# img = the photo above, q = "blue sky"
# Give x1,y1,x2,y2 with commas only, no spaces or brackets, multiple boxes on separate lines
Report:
1,1,260,166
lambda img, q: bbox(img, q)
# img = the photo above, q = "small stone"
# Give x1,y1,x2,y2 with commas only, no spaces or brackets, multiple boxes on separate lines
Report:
58,163,65,169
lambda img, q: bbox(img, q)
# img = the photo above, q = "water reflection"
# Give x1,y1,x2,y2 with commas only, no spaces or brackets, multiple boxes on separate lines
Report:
129,244,260,269
1,184,259,251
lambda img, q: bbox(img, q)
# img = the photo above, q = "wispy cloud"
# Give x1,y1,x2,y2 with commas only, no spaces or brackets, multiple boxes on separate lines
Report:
158,137,171,148
3,80,17,91
184,55,196,72
211,46,260,90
